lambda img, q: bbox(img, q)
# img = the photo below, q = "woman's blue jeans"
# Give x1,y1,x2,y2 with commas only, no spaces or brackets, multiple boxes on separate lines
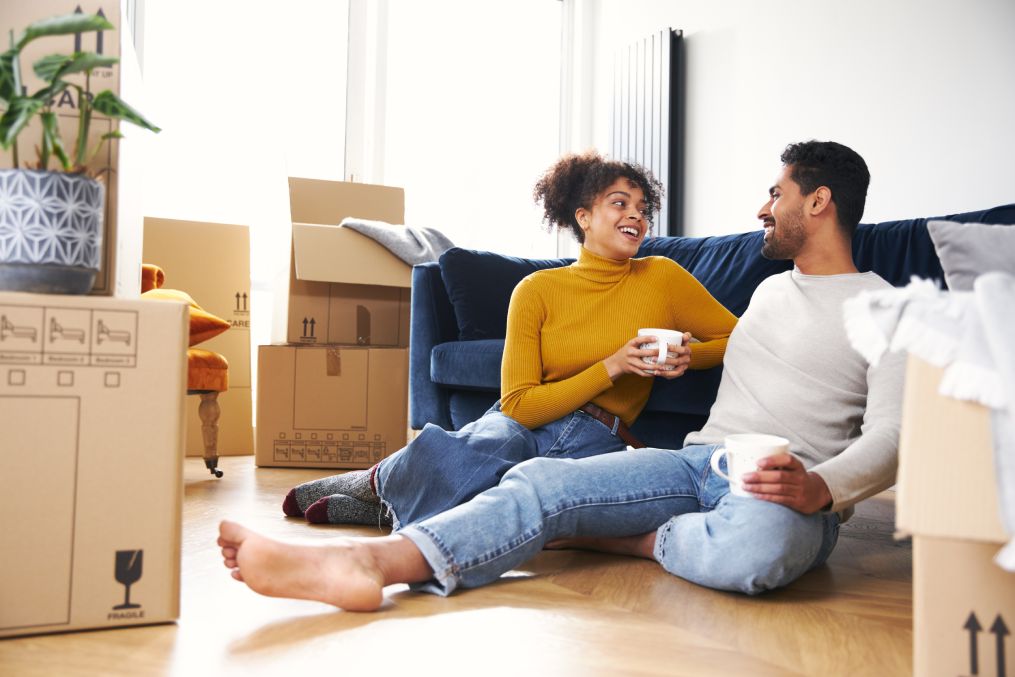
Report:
375,403,627,529
400,444,840,596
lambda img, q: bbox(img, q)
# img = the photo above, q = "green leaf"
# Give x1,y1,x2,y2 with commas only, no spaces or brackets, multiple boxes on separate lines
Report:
74,93,91,166
0,96,44,149
91,90,161,133
34,52,119,83
0,49,17,103
17,14,114,51
32,54,71,83
85,130,124,166
33,79,69,104
41,111,70,170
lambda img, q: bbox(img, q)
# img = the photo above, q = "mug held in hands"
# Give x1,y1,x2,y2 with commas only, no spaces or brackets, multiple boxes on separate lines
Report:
636,328,685,371
709,434,791,498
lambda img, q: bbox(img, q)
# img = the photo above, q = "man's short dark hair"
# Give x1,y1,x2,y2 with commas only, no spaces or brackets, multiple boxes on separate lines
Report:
780,141,870,236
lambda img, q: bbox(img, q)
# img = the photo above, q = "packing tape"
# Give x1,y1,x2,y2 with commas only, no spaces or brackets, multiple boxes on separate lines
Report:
326,347,341,376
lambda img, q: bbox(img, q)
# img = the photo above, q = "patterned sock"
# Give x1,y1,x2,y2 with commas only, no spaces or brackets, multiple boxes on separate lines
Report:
282,489,302,517
281,468,378,517
304,494,392,527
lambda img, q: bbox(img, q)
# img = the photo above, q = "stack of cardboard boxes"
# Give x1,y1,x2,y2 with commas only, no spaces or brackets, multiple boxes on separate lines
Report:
255,179,412,470
896,357,1014,677
0,1,187,637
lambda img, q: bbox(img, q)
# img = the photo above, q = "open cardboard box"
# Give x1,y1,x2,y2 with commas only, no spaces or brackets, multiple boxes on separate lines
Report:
143,217,253,456
896,356,1014,677
279,179,410,346
0,291,187,637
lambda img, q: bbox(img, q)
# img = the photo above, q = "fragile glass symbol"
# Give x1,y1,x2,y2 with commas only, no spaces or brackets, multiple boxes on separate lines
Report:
113,549,143,610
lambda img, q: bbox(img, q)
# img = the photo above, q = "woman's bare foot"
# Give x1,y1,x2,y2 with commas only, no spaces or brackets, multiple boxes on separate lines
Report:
218,520,388,611
545,532,657,559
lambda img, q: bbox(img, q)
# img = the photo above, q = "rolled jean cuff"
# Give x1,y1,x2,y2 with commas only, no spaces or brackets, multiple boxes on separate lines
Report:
399,525,460,597
652,521,674,565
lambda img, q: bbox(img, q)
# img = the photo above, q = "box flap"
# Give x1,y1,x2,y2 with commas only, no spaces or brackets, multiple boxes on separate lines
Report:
292,223,411,288
288,177,404,226
896,356,1008,543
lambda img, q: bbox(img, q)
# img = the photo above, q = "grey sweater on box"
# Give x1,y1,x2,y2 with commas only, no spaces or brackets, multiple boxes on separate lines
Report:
685,269,905,515
341,217,455,265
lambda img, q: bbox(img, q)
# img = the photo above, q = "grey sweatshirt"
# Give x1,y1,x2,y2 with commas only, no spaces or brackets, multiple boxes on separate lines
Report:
685,269,905,513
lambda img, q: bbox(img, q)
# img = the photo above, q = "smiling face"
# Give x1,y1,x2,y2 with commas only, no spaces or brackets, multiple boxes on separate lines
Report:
576,178,648,261
758,165,808,261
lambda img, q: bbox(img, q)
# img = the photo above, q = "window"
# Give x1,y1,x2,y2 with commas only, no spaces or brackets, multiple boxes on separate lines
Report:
383,0,562,257
142,2,562,392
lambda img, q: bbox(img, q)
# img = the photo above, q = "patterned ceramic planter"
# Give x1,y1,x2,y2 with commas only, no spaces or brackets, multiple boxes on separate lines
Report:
0,169,105,294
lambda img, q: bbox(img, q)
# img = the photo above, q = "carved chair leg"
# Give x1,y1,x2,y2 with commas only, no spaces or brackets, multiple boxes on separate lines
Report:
198,391,224,478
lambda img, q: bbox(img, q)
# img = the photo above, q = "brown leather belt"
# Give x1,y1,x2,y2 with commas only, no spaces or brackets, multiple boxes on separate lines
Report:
578,402,646,449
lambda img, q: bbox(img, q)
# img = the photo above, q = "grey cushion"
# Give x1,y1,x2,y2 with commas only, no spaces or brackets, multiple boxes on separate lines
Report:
928,220,1015,291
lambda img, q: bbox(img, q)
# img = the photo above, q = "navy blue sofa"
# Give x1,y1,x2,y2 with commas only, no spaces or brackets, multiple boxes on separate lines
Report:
410,205,1015,449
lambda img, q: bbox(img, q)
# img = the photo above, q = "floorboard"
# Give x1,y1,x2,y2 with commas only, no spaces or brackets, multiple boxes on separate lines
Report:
0,457,912,676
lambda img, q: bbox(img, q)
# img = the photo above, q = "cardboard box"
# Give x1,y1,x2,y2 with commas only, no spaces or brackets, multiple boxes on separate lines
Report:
143,217,253,457
287,223,411,346
279,179,410,346
0,0,147,297
0,290,187,637
896,356,1014,677
255,344,408,469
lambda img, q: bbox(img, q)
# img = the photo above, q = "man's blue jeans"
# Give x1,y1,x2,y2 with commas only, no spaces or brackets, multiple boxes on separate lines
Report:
375,403,627,529
400,444,840,595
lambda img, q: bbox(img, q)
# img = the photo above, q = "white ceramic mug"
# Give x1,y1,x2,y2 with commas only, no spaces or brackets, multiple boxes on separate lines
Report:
709,433,791,497
636,328,684,371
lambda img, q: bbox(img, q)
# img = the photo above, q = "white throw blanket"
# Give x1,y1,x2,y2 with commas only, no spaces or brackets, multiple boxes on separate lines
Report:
843,274,1015,570
341,217,455,265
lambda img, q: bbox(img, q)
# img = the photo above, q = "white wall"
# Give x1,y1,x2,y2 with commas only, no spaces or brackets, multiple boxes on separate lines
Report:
585,0,1015,236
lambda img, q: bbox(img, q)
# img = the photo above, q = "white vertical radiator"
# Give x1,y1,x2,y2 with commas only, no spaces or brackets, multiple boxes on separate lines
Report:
610,28,683,236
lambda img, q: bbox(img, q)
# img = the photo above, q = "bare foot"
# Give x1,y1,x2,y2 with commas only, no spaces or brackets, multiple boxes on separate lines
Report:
217,520,385,611
545,532,657,559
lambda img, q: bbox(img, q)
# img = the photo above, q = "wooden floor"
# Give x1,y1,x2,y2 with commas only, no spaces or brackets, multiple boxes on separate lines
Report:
0,457,913,676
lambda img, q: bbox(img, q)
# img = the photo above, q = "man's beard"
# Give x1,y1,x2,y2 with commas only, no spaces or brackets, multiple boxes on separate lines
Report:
761,208,806,260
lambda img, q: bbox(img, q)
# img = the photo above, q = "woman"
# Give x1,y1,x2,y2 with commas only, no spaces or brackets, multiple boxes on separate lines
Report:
282,151,737,529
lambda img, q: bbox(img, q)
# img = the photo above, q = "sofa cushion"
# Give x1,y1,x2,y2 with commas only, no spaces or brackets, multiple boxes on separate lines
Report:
850,219,941,287
141,287,231,347
439,248,572,341
430,339,504,389
637,232,790,316
927,220,1015,291
643,366,723,417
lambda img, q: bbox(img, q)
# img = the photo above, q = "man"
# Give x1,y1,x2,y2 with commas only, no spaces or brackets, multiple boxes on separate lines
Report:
218,140,904,609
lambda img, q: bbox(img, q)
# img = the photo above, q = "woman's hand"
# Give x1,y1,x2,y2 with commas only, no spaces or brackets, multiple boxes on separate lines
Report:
603,332,692,381
654,332,692,380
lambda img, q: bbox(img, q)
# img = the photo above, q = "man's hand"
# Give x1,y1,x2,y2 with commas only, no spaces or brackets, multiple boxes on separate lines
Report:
740,453,832,514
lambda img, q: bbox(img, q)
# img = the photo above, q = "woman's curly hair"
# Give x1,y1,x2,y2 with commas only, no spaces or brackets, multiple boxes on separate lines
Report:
532,151,663,243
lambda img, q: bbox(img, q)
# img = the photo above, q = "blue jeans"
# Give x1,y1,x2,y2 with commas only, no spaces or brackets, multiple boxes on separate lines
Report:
375,403,627,529
400,444,840,596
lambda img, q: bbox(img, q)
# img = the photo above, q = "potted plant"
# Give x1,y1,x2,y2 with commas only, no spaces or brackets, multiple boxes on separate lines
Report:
0,12,159,294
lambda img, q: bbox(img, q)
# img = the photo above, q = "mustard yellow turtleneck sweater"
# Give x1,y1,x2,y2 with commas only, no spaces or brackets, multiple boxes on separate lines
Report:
500,247,738,430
